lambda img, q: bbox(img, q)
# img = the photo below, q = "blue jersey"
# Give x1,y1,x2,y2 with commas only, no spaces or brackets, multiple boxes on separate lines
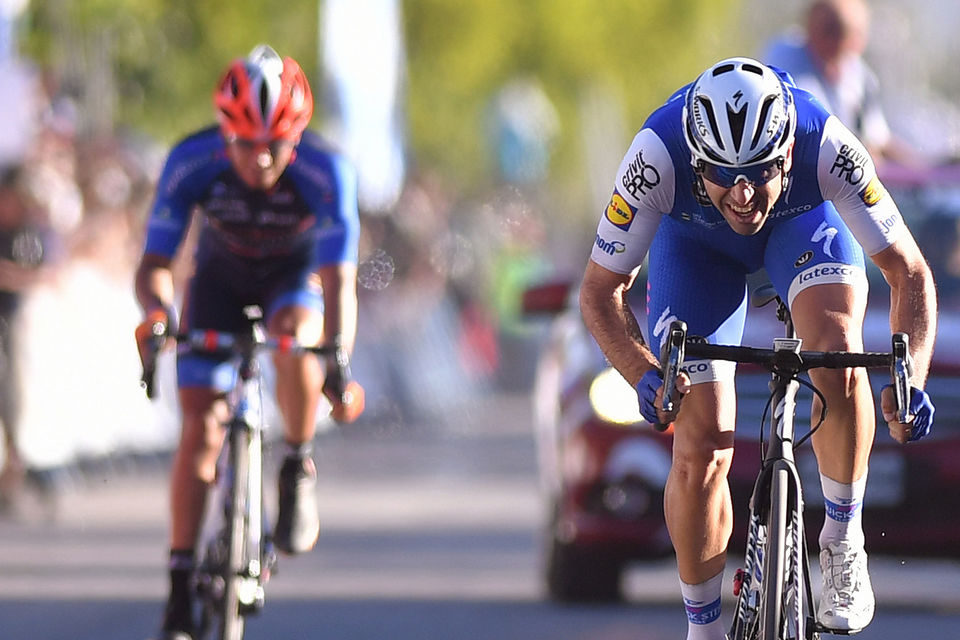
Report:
588,74,909,374
143,127,359,269
590,78,905,276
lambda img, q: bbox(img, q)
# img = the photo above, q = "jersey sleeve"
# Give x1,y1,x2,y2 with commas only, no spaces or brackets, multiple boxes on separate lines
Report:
313,153,360,266
142,144,206,259
816,115,905,256
589,128,674,274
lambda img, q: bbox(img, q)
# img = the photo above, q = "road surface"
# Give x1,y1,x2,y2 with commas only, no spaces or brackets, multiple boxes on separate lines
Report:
2,393,959,639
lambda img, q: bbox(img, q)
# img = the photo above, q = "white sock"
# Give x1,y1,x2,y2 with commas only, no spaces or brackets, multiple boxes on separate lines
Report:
819,472,867,549
680,571,725,640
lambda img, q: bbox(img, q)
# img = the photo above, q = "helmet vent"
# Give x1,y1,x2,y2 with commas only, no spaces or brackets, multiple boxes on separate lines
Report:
712,63,735,76
750,95,777,149
259,83,271,121
741,63,764,76
727,102,747,153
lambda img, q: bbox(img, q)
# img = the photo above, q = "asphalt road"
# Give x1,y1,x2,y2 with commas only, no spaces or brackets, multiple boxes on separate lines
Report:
2,392,959,640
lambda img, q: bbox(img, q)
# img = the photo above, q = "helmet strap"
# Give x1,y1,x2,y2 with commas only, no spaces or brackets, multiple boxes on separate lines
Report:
692,171,713,207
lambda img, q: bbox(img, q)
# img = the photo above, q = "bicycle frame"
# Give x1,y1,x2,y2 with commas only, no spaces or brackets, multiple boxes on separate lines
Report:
658,291,911,640
729,305,816,640
195,318,274,640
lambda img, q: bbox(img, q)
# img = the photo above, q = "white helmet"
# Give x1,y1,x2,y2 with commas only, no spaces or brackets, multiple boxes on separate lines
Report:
683,57,796,168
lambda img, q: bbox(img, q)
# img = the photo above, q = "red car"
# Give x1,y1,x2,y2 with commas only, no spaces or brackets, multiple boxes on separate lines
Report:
524,238,960,602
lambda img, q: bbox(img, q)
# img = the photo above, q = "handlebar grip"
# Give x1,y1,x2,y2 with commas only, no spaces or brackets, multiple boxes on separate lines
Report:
891,332,912,424
659,320,687,415
141,365,156,399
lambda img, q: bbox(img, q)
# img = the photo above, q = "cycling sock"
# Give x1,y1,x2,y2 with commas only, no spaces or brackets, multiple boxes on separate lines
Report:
283,441,313,460
168,548,195,572
819,473,867,549
167,549,195,601
680,571,725,640
163,550,196,631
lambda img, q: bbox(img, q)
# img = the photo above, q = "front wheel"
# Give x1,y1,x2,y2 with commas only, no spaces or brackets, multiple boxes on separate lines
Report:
220,425,252,640
760,465,811,640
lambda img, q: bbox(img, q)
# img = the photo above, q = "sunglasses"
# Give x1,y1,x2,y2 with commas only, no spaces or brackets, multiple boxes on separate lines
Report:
697,158,783,189
228,137,296,156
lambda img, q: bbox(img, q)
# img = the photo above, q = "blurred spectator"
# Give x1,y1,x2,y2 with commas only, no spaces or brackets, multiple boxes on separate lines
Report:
0,164,59,509
489,77,560,187
762,0,925,166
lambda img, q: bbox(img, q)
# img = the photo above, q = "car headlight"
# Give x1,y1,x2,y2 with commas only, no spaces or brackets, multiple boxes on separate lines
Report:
588,367,646,426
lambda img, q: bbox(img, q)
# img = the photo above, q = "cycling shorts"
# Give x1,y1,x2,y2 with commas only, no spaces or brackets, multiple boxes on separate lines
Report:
177,253,323,391
645,201,867,385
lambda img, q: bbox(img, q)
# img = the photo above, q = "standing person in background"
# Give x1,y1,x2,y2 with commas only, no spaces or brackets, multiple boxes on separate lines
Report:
0,164,55,511
763,0,922,166
134,45,364,640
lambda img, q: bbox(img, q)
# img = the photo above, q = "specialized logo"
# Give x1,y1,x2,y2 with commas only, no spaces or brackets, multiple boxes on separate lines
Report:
859,176,888,206
811,221,838,259
653,307,678,349
605,193,635,229
621,149,661,199
830,144,868,185
794,250,813,268
693,99,709,137
594,234,626,256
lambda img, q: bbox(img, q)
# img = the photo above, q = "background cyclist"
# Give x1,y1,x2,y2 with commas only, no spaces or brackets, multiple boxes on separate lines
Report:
579,57,936,640
134,44,363,640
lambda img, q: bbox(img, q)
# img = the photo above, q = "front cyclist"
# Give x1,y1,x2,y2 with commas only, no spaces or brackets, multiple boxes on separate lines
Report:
579,57,937,639
134,45,363,640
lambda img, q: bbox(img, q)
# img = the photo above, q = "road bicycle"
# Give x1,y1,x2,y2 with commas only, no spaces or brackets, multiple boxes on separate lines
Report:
657,285,911,640
141,306,336,640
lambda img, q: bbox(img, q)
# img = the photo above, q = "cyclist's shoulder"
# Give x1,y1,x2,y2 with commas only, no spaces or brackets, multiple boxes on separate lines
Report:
166,125,226,162
158,126,229,190
289,130,357,185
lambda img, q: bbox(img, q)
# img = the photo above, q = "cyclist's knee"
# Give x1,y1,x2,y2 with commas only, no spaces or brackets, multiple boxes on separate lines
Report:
672,425,734,484
178,388,229,481
267,305,323,345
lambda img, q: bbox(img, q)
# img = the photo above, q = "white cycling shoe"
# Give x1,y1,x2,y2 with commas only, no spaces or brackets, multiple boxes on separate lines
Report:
817,540,875,633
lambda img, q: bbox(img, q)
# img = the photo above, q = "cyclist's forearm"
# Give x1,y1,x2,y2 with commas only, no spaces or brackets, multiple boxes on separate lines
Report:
318,262,358,354
134,254,175,314
888,268,937,386
580,262,658,385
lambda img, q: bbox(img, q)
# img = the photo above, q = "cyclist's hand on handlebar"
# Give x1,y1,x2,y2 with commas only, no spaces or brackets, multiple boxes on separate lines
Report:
135,305,177,368
636,368,691,427
322,351,365,424
881,384,935,443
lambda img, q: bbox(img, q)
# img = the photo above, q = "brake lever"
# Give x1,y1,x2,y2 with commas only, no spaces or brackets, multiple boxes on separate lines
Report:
891,332,913,424
657,320,687,430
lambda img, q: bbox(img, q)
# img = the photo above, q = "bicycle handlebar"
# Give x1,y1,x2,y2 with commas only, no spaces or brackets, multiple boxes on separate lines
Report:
173,329,338,357
656,320,912,429
139,328,340,399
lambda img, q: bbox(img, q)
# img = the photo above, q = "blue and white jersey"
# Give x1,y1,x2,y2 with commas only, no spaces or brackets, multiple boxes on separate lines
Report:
143,127,359,269
590,77,905,276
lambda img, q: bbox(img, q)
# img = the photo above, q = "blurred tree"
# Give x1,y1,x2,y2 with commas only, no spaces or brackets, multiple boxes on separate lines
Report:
18,0,746,209
404,0,744,199
20,0,318,141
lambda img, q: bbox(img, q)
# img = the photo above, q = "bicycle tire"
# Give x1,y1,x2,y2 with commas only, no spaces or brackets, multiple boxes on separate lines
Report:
220,424,251,640
760,466,789,640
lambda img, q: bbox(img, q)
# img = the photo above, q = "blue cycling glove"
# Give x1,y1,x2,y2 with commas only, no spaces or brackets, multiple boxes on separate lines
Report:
883,384,935,442
636,369,663,424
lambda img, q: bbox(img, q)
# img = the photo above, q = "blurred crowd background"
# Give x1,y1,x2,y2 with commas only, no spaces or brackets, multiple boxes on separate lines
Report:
2,0,960,504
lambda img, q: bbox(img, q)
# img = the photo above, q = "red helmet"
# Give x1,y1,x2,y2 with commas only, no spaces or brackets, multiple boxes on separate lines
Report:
214,45,314,142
